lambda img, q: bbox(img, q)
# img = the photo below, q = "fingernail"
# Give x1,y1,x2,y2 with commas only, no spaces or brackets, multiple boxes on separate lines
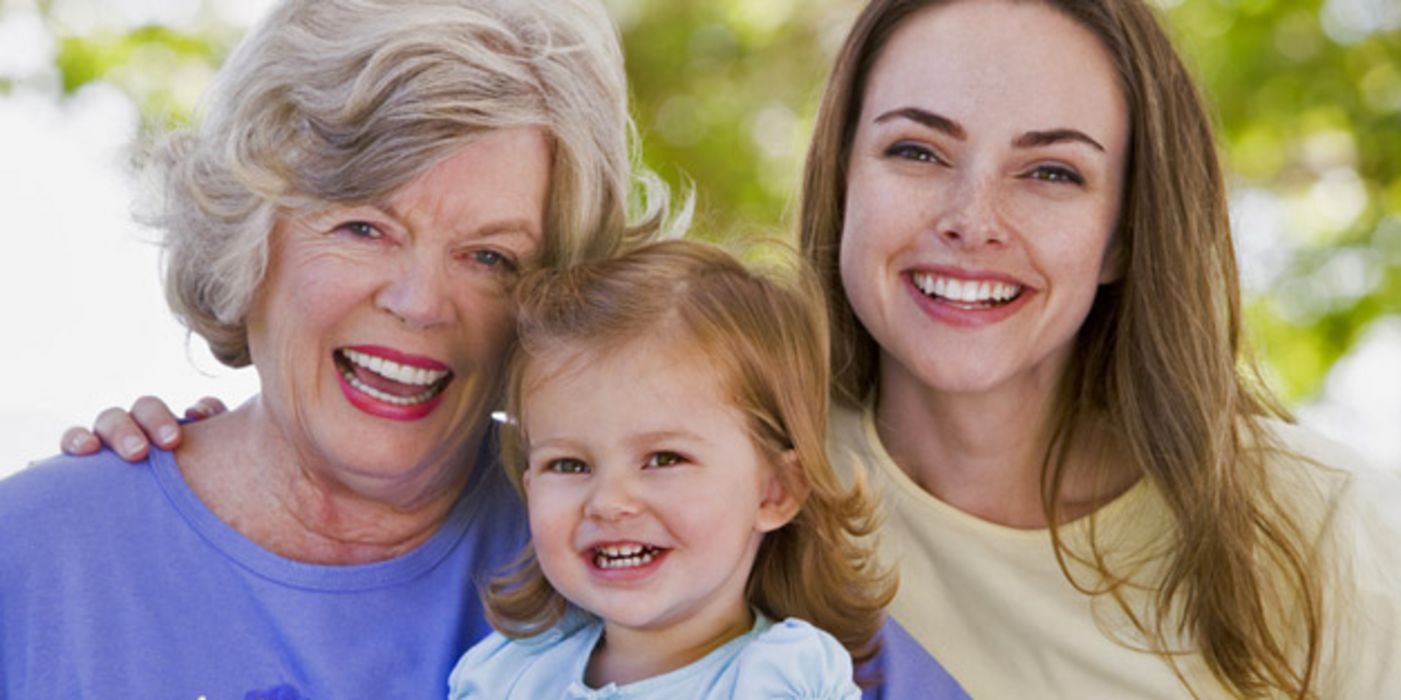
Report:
121,436,144,457
158,425,179,445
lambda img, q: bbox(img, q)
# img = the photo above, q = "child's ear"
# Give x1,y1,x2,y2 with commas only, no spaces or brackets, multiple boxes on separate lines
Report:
756,450,807,533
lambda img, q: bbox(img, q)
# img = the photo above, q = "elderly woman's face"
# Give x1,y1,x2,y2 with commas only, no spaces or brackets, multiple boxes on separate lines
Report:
246,127,550,493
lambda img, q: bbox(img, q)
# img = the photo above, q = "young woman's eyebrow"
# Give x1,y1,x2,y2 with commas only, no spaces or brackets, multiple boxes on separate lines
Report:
874,107,1104,154
1013,128,1105,152
873,107,966,140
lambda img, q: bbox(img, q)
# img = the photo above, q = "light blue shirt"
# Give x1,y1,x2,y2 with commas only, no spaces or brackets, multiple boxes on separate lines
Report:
449,608,862,699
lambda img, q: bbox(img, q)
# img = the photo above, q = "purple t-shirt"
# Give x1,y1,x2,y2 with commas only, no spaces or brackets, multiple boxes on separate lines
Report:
0,442,527,699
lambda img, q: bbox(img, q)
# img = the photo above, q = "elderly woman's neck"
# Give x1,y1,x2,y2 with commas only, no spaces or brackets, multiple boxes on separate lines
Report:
174,401,477,565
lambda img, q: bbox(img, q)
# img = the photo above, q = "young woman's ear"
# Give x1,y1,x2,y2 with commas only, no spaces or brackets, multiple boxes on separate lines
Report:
756,450,808,533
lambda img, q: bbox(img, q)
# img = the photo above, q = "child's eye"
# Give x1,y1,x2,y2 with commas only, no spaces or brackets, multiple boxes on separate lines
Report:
545,458,589,474
1025,164,1085,185
644,452,686,469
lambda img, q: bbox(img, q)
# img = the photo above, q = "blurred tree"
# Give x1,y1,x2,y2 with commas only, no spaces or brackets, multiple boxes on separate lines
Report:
19,0,1401,405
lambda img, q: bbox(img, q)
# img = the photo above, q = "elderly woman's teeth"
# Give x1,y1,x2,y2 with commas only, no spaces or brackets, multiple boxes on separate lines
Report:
343,349,449,386
594,544,660,569
341,372,442,406
911,272,1022,306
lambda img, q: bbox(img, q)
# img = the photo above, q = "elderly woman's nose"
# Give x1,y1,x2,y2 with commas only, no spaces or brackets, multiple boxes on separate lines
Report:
934,173,1008,249
374,257,453,328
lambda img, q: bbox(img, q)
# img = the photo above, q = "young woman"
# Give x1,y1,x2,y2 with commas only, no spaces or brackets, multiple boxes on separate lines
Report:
800,0,1401,697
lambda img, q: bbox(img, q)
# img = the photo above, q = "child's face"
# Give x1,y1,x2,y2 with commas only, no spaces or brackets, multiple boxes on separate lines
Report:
520,337,797,639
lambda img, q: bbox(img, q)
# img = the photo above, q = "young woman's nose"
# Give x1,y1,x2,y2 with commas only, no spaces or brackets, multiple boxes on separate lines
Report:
934,171,1008,249
374,254,452,329
583,469,641,521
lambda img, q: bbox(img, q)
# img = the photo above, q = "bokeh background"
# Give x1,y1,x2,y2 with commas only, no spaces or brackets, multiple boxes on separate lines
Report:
1,0,1398,476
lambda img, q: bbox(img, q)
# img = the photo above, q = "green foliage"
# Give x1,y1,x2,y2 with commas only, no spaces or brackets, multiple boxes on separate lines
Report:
54,25,229,128
1156,0,1401,400
23,0,1400,405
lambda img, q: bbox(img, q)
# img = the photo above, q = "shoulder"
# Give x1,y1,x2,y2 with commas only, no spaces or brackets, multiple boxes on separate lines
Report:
731,618,861,699
447,611,598,699
1252,419,1399,533
827,399,882,488
0,450,154,527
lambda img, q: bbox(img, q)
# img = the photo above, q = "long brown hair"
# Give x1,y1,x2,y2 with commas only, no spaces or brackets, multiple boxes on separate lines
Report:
485,239,895,664
800,0,1324,696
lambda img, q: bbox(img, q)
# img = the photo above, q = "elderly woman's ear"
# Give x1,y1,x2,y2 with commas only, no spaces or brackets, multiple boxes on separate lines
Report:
61,395,226,460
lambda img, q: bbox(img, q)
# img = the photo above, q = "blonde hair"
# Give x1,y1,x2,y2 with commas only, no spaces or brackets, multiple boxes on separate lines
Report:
485,239,895,664
801,0,1323,696
149,0,670,367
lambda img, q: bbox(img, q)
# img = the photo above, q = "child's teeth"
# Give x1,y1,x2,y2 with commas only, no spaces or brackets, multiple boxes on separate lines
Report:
593,544,657,568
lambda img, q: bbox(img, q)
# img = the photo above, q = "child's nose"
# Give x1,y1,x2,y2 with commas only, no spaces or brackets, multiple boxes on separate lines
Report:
584,471,641,521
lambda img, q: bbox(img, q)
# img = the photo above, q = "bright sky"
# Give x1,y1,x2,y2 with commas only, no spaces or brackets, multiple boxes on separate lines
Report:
0,0,1397,478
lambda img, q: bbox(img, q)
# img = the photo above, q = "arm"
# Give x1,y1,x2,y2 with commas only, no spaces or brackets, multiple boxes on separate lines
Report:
60,396,228,461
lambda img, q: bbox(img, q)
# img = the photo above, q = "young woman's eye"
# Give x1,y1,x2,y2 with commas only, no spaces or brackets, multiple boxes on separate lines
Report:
884,141,943,164
337,221,383,239
644,452,685,469
545,458,589,474
1027,165,1085,185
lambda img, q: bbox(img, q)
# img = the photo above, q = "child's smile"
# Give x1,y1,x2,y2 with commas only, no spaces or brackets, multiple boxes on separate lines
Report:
586,541,668,573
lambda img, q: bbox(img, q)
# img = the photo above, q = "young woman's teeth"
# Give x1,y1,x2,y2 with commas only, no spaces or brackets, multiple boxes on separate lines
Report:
594,544,660,569
912,272,1021,306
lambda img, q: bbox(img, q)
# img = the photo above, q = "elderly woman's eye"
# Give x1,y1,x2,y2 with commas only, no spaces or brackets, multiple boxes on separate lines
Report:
338,221,382,238
471,249,516,271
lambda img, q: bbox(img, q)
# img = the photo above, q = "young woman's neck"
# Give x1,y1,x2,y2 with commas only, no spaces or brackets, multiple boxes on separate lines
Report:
174,398,474,565
586,604,753,687
874,354,1133,529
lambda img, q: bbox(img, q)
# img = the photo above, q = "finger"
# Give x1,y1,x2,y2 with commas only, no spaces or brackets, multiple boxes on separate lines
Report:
131,395,184,449
94,406,151,462
61,427,100,456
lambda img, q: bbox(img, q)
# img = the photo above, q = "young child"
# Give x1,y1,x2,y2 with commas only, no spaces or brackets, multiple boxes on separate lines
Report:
448,240,895,698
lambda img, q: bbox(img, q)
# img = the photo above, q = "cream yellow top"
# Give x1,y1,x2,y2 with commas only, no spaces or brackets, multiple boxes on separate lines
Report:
829,400,1401,698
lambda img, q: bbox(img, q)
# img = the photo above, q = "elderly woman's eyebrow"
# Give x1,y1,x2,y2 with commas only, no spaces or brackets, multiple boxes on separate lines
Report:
472,220,542,243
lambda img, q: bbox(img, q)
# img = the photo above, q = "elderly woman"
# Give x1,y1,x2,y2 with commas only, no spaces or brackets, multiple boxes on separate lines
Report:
0,0,669,697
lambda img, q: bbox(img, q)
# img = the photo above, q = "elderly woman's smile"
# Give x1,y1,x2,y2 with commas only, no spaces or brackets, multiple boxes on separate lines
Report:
334,345,455,418
244,127,550,491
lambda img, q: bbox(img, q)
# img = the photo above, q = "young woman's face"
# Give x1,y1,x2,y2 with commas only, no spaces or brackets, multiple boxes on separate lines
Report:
839,0,1129,399
520,337,795,646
